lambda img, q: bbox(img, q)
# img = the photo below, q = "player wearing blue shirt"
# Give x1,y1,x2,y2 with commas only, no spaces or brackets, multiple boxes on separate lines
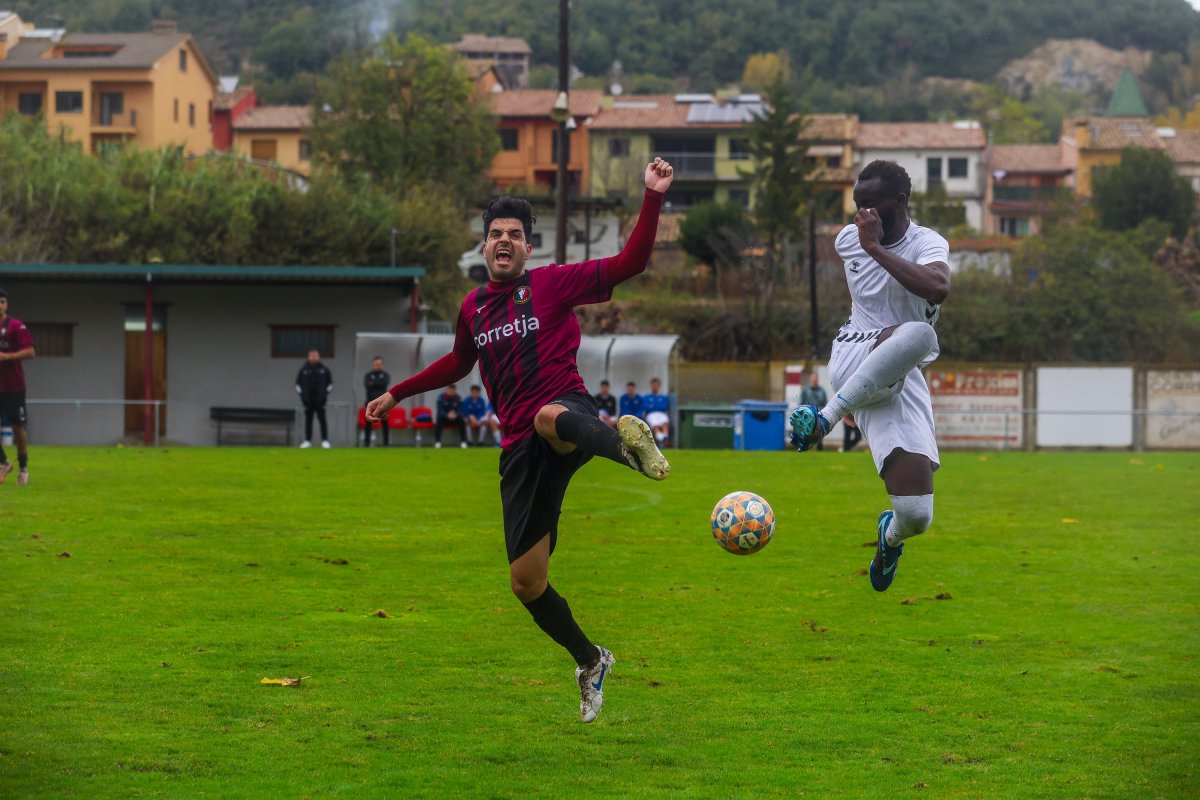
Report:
619,381,644,419
643,377,671,447
462,384,490,446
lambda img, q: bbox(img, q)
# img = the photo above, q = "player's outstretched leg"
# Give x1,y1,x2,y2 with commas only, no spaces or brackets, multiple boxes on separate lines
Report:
869,494,933,592
549,409,669,481
792,322,938,452
575,646,615,723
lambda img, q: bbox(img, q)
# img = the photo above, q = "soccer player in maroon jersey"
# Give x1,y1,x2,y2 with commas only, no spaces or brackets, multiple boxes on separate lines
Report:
367,158,674,722
0,288,36,486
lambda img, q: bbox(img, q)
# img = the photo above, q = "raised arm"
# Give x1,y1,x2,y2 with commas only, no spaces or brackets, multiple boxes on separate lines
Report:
603,158,674,286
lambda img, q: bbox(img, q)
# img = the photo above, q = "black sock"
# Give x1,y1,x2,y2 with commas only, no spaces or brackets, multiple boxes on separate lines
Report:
554,411,626,466
522,583,599,667
18,454,27,469
0,445,6,464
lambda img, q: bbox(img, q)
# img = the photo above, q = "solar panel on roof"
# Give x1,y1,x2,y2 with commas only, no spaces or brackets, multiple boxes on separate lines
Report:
685,103,764,123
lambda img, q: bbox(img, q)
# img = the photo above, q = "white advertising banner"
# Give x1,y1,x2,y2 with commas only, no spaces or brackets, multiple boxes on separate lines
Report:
1036,367,1134,447
927,368,1023,449
1145,370,1200,449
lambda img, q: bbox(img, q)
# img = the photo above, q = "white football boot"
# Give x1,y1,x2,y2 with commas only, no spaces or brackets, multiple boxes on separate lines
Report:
575,646,615,723
618,416,670,481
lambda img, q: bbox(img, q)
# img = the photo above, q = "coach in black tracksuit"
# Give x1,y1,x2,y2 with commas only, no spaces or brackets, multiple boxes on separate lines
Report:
295,349,333,447
362,356,391,447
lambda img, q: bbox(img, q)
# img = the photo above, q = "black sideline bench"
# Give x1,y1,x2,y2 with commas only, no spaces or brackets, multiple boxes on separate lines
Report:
210,407,296,446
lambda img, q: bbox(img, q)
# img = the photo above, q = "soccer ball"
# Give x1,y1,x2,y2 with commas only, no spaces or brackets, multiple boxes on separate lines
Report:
710,491,775,555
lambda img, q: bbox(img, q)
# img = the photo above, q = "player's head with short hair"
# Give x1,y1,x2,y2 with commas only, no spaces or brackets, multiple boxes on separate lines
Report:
469,385,482,394
483,196,536,239
307,349,320,363
857,160,911,199
0,287,8,300
372,356,383,366
600,380,610,390
650,377,661,392
481,196,537,282
854,160,912,240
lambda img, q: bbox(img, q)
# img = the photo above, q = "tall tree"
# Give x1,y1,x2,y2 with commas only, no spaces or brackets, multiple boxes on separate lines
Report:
310,33,498,203
743,79,817,311
1092,147,1196,239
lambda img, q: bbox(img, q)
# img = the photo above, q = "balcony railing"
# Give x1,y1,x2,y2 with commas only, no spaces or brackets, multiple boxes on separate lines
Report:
655,151,716,178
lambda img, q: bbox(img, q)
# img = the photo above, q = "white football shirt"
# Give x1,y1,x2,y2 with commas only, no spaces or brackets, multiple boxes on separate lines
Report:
834,220,949,357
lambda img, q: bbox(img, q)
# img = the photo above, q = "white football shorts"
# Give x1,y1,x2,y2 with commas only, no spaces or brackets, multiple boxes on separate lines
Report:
645,410,670,428
829,333,940,476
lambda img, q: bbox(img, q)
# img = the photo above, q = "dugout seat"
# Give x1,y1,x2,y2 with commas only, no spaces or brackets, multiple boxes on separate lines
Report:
387,406,408,430
410,405,434,446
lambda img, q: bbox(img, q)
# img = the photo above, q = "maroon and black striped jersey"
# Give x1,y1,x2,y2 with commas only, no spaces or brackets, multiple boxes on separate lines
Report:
458,261,610,448
387,188,664,450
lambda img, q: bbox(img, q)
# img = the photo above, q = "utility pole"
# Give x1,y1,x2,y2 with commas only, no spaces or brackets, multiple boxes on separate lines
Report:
808,205,819,361
553,0,570,264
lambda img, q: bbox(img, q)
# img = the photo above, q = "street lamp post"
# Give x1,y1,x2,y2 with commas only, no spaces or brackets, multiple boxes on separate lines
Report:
553,0,570,264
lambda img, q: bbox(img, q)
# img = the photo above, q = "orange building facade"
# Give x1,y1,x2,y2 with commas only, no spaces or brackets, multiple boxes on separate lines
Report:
488,89,602,195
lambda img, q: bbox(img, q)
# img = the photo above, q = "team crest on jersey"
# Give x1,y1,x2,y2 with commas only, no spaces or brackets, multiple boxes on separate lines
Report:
513,286,531,304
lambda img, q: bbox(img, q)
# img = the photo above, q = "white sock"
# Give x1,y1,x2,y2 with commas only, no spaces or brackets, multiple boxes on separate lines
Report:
885,494,934,546
821,322,937,426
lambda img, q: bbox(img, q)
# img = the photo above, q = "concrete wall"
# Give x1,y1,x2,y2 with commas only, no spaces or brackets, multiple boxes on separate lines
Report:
13,281,413,446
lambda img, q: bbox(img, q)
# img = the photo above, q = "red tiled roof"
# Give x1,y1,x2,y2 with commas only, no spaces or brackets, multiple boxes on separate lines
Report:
1072,117,1164,150
990,144,1068,173
233,105,311,131
214,85,254,111
451,34,531,55
803,113,858,142
857,121,985,149
1065,116,1200,164
588,95,689,130
489,89,603,118
1162,129,1200,164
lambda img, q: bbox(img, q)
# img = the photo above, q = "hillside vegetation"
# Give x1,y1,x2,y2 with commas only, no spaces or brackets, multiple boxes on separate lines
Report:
9,0,1199,96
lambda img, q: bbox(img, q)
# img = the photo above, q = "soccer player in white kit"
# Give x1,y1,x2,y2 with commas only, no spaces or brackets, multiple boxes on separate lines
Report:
790,160,950,592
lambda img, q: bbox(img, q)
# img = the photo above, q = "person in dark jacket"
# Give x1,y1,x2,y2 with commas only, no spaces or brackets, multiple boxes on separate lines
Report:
296,349,333,448
435,384,468,448
362,356,391,447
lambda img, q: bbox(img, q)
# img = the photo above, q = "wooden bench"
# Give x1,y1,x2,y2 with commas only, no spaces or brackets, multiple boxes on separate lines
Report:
210,407,296,446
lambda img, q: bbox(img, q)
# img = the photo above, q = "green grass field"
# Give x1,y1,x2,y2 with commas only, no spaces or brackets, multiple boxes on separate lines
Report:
1,447,1197,798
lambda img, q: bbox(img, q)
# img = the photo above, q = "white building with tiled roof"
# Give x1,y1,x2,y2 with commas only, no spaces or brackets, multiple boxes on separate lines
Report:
855,121,987,230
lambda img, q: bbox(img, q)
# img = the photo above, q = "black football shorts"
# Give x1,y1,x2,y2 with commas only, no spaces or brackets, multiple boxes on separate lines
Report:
498,391,597,562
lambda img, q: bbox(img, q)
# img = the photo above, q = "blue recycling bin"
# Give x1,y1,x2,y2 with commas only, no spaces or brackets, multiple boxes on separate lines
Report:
733,400,789,451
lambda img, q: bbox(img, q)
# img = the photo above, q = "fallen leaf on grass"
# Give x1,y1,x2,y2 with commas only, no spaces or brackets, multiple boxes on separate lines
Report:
1060,518,1079,524
260,676,310,687
57,552,71,558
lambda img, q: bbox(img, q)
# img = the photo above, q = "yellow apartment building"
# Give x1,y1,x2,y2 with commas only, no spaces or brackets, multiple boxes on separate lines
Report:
0,15,216,155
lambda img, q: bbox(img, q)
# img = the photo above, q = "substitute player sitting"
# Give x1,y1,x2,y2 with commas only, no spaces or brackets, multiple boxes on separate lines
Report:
367,158,675,722
789,160,950,592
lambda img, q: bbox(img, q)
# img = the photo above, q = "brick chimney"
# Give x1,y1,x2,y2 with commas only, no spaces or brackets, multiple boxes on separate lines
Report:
151,19,178,35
